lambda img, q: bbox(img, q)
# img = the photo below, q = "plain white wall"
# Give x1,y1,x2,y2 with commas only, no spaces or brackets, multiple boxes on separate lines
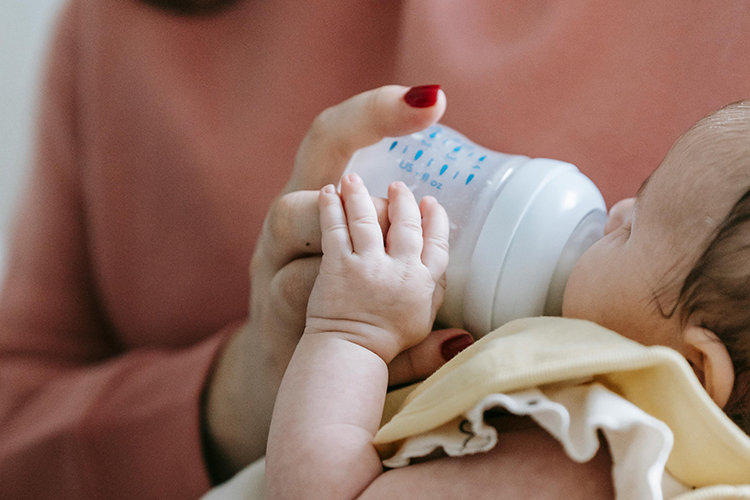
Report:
0,0,65,279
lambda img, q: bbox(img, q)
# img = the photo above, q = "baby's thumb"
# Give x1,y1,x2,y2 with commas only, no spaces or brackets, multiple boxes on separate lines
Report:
388,329,473,387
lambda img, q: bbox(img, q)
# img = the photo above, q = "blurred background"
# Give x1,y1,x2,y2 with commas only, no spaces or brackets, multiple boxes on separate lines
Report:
0,0,64,280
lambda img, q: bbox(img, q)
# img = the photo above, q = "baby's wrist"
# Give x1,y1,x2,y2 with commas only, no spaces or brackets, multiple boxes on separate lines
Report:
303,320,402,363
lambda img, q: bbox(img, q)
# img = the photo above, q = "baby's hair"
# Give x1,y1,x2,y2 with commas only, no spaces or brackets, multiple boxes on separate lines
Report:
671,100,750,434
678,188,750,432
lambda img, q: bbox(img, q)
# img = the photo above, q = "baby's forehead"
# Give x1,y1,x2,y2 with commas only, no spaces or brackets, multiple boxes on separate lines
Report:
636,108,750,267
641,107,750,227
624,102,750,307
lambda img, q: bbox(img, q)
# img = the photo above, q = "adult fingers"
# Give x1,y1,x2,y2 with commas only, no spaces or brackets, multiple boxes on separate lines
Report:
285,85,446,193
268,255,323,325
388,329,474,386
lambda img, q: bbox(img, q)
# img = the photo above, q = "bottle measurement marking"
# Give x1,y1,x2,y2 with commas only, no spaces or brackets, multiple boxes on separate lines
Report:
388,128,480,191
399,160,443,189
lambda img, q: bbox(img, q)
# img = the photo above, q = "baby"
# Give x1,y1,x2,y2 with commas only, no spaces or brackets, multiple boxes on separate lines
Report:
265,100,750,498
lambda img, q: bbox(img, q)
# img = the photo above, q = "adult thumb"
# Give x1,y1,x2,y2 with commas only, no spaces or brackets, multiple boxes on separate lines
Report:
285,85,446,194
388,329,474,387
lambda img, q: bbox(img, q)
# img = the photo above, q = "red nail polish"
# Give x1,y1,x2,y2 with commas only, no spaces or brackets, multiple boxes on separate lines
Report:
441,333,473,361
404,85,441,108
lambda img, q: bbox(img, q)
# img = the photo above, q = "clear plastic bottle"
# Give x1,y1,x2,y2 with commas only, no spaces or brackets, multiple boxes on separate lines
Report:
344,124,606,337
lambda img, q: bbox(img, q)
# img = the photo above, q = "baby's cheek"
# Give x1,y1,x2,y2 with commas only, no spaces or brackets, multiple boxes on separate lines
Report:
561,263,609,325
561,264,586,319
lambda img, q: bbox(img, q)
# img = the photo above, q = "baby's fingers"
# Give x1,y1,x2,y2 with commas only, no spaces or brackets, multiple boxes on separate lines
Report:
319,185,352,259
340,174,385,256
386,182,424,262
420,196,450,281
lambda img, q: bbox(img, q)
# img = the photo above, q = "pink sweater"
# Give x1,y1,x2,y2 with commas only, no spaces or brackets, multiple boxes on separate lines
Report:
2,0,749,498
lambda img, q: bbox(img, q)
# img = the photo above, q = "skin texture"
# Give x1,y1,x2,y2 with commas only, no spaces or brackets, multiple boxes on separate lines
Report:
266,176,450,499
262,95,750,499
202,86,471,479
563,195,682,348
561,110,749,407
262,87,618,499
360,424,614,500
265,176,614,500
9,2,750,495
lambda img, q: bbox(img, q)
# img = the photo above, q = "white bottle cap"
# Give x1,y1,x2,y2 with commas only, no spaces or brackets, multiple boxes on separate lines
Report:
462,159,606,336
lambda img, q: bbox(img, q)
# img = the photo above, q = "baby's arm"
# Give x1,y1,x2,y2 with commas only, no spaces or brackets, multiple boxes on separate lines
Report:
265,174,450,500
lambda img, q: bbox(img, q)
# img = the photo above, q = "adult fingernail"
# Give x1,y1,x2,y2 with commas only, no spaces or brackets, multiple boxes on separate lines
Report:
441,333,473,361
404,85,441,108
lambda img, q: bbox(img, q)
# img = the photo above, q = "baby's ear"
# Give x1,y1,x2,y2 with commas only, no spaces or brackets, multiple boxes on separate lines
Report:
683,325,735,408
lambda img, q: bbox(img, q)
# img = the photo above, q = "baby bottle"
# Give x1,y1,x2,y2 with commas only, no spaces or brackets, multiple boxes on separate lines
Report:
343,125,607,337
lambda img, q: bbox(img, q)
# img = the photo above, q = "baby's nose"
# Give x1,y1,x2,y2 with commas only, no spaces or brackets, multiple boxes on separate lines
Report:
604,198,636,235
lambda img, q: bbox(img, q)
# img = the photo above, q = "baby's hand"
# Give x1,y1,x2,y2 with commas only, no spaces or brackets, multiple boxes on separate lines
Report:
305,173,450,363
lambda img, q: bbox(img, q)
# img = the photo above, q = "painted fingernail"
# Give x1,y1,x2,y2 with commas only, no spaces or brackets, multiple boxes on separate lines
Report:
404,85,441,108
440,333,473,361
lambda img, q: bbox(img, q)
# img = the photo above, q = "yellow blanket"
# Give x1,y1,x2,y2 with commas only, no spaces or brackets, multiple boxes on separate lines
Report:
203,317,750,499
375,317,750,496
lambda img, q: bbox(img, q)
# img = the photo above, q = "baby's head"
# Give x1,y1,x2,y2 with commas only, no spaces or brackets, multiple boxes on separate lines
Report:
562,100,750,431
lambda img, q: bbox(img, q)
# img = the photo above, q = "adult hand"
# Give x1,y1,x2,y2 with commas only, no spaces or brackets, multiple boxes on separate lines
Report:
203,86,474,479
